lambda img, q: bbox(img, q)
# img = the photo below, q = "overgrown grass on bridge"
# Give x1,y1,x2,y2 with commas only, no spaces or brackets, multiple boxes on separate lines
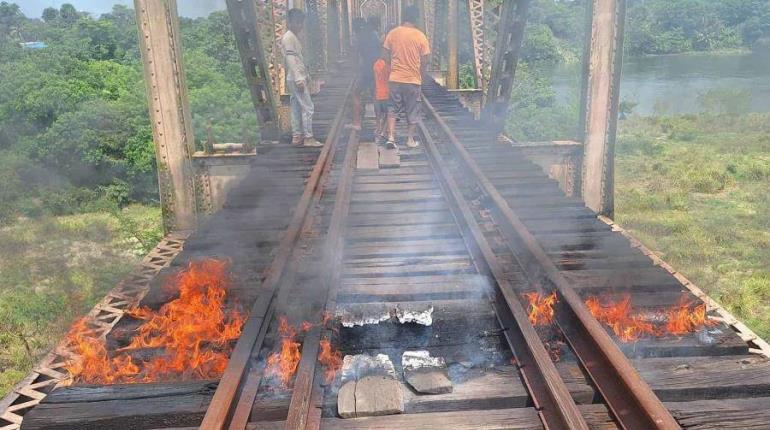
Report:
616,113,770,339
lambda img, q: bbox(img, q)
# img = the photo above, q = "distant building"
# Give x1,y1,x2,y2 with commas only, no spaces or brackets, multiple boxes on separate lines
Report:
20,42,48,49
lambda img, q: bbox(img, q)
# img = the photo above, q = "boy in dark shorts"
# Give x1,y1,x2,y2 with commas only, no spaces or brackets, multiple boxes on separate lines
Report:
373,49,391,145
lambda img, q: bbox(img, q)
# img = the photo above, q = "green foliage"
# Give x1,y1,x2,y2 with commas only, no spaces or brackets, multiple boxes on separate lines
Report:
698,87,752,115
625,0,769,55
616,113,770,338
505,63,578,141
459,63,477,89
521,0,770,59
0,206,162,396
0,4,260,223
521,23,568,65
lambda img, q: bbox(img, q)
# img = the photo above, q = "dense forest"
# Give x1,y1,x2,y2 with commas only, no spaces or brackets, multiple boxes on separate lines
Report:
0,2,256,223
1,0,769,396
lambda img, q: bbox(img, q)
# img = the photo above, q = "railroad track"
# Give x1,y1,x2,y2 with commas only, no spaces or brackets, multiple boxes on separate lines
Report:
19,75,770,430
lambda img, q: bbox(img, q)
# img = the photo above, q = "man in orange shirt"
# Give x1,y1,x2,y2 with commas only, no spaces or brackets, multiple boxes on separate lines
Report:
383,6,430,150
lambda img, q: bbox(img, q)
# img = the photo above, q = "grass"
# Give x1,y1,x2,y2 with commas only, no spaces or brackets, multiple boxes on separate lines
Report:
615,113,770,339
0,205,162,397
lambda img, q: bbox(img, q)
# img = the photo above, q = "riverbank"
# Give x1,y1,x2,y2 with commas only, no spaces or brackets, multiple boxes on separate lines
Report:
0,205,161,396
615,113,770,339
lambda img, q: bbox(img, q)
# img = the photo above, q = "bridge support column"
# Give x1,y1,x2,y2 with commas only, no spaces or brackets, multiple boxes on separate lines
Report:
134,0,197,233
485,0,530,127
226,0,280,141
579,0,626,217
446,0,459,89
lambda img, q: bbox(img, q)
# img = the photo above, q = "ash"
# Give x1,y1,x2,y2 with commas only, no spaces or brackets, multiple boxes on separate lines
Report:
402,350,446,370
340,353,396,383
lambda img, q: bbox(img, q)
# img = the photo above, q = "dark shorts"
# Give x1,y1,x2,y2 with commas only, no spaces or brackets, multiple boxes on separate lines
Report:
374,100,389,117
388,82,422,125
356,77,374,93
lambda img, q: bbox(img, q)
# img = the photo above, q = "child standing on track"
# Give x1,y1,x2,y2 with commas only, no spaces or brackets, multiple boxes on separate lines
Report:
373,49,391,146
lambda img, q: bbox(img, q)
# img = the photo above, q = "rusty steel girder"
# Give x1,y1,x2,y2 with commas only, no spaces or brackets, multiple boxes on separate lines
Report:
468,0,485,90
485,0,530,127
226,0,280,140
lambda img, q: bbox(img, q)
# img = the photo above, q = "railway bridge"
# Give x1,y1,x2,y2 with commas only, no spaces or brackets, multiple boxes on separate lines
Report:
3,1,770,429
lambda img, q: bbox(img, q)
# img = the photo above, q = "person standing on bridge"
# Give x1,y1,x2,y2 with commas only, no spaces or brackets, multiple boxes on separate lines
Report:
281,8,322,147
346,18,381,133
383,5,430,150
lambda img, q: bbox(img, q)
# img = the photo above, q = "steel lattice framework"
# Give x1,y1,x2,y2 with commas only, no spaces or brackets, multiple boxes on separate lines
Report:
467,0,485,90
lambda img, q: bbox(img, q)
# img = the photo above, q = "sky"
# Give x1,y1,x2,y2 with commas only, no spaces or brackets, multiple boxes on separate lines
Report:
17,0,226,19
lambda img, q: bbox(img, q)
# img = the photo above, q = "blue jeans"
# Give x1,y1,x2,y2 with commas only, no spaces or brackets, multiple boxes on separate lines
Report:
287,80,314,138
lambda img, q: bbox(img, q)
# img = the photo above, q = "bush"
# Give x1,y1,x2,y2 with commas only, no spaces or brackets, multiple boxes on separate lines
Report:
505,63,579,141
698,87,752,115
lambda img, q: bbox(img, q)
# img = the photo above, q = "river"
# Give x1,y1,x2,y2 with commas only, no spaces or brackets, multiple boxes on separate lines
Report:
552,51,770,116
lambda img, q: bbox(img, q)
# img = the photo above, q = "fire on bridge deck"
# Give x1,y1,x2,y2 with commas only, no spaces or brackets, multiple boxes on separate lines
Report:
3,1,770,429
7,69,770,430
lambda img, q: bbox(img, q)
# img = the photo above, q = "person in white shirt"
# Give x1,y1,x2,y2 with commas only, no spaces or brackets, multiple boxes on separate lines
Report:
281,9,322,147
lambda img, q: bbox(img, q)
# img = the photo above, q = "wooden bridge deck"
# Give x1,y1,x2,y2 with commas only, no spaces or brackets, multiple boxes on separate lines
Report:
7,71,770,430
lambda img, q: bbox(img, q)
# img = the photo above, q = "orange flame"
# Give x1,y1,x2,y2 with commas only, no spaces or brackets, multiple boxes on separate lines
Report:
523,292,557,326
585,294,716,342
265,316,302,387
664,296,717,335
318,339,342,384
63,259,245,384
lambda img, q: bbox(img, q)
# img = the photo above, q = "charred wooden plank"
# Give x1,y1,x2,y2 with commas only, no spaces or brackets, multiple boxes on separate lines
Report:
636,355,770,401
20,381,217,430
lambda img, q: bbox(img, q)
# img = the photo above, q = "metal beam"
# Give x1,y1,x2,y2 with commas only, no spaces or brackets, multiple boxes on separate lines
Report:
431,0,446,71
485,0,530,127
327,0,340,64
339,0,350,52
226,0,280,141
423,0,436,68
306,0,328,73
134,0,197,232
446,0,459,89
270,0,288,96
467,0,485,90
579,0,626,217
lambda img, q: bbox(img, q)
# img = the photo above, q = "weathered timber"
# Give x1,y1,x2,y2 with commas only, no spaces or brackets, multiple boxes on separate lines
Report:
21,381,216,430
356,143,379,170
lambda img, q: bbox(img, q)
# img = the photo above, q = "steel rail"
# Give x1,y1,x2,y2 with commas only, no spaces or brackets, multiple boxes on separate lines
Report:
285,127,360,430
421,93,681,430
418,122,589,430
200,81,354,430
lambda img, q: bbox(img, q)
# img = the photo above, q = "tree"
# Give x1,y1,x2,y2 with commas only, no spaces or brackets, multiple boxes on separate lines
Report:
42,7,59,23
59,3,80,25
0,1,23,41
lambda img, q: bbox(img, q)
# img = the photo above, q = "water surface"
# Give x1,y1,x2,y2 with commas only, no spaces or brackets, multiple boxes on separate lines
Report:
553,51,770,115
